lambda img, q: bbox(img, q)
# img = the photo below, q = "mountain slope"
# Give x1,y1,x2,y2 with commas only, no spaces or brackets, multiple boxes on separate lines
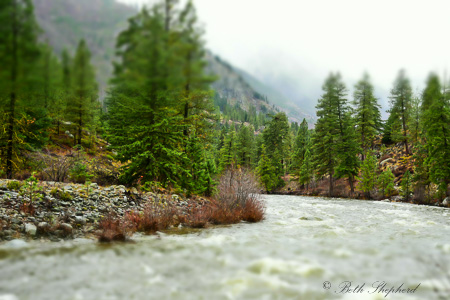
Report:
33,0,311,123
205,52,275,114
235,68,316,124
206,53,314,124
33,0,135,91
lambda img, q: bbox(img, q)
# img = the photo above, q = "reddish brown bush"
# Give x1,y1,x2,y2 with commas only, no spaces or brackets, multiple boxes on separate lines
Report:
241,198,265,223
184,204,213,228
19,202,36,215
98,213,134,243
124,202,178,233
212,168,265,224
207,200,241,225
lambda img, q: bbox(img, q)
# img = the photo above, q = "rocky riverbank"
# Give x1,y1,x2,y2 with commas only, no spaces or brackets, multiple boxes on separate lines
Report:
276,180,449,208
0,179,209,242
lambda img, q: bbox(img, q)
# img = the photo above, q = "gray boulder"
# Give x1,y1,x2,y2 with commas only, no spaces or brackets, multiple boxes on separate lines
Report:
74,216,86,225
442,198,449,206
59,223,73,234
24,223,37,236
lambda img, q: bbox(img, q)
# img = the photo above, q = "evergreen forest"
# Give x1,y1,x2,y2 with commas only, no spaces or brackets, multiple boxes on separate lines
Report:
0,0,449,204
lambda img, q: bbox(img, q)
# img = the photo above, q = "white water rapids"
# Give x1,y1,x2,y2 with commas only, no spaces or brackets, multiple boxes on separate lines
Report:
0,195,449,300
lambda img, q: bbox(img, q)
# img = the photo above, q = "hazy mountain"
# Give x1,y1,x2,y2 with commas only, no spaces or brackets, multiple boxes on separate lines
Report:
33,0,313,123
33,0,135,92
206,52,315,124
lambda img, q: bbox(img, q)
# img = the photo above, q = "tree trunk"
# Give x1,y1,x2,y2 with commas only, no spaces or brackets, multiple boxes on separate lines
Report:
6,92,16,179
349,175,354,194
183,51,192,137
401,96,409,155
165,0,171,32
77,99,82,145
6,2,18,179
329,173,333,197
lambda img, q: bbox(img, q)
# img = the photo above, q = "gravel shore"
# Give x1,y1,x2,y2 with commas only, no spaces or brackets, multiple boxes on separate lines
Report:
0,180,208,242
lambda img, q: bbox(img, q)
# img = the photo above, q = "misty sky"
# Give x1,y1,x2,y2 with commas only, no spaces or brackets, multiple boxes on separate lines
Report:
117,0,450,116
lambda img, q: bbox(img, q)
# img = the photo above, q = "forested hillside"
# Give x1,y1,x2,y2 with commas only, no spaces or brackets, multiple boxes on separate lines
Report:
206,52,314,124
33,0,135,93
33,0,305,120
0,0,448,207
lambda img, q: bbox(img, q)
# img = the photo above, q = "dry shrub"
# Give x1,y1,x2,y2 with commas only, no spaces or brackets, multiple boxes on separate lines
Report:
184,204,213,228
213,167,265,224
98,213,135,243
124,202,178,233
216,168,260,207
19,202,36,215
30,151,74,182
241,198,265,223
209,205,241,225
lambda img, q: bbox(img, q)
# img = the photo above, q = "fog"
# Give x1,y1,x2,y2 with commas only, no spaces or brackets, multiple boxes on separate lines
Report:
118,0,450,117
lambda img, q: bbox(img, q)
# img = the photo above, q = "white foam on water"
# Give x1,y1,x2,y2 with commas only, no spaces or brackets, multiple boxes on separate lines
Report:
2,239,28,249
197,234,235,246
0,295,18,300
1,195,448,300
246,257,325,278
436,243,450,254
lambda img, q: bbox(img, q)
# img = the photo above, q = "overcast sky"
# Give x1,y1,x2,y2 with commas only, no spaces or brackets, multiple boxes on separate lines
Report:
117,0,450,115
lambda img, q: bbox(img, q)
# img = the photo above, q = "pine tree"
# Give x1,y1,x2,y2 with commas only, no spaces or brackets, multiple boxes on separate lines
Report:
357,151,378,199
422,75,450,198
107,6,188,185
352,73,381,156
219,129,238,171
257,144,277,192
408,92,421,145
377,169,395,197
0,0,41,178
412,141,431,201
262,112,290,188
388,70,412,155
292,118,309,176
57,49,72,134
175,1,216,138
335,113,360,193
236,125,255,168
38,43,64,134
401,170,412,201
183,134,214,196
382,112,396,145
299,146,314,190
66,39,98,145
312,73,356,196
421,73,441,113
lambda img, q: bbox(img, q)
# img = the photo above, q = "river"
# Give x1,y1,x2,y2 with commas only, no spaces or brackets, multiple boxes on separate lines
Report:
0,195,449,300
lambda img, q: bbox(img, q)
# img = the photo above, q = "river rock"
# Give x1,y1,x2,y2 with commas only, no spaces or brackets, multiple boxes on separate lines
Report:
74,216,86,225
391,195,404,202
443,198,449,206
59,223,73,234
37,222,50,233
380,158,395,167
24,223,37,236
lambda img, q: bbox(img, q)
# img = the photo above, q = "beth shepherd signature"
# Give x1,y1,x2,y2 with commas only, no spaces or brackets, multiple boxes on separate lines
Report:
333,281,420,297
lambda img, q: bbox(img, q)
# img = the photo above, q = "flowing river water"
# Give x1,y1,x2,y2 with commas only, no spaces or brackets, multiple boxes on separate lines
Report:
0,195,449,300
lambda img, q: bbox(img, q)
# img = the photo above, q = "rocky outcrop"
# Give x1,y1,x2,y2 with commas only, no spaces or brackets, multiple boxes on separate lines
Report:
0,180,208,241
